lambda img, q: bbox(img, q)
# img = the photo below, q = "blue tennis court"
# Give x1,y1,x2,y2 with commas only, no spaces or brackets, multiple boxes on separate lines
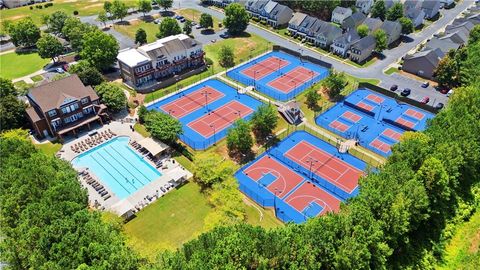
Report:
226,51,329,101
315,88,435,156
146,79,263,150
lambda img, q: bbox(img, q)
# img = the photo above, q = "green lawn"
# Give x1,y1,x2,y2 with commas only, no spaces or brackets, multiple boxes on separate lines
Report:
0,0,136,31
385,67,400,75
30,74,44,82
0,52,50,79
133,123,150,138
176,8,223,31
244,199,284,229
437,211,480,270
114,19,160,43
34,141,62,156
123,182,212,258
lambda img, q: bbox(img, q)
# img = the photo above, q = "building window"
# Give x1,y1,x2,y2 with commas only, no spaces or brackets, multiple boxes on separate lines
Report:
61,106,70,114
48,110,57,117
83,107,93,114
81,98,89,104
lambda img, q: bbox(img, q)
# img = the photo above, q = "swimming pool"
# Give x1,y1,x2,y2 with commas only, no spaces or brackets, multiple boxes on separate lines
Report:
72,136,162,199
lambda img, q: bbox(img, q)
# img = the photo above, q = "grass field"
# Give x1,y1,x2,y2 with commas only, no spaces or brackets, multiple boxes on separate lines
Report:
0,52,50,79
176,8,222,31
114,19,160,44
30,75,44,82
34,141,62,156
385,67,400,75
0,0,136,30
123,182,212,258
244,198,284,229
437,211,480,270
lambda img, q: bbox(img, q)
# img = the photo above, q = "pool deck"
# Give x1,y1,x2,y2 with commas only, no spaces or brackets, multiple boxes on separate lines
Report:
56,119,193,215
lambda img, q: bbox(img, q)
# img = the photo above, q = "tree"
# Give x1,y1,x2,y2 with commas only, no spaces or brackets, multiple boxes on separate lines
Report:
459,42,480,86
434,54,458,88
183,20,192,35
226,119,253,156
250,104,277,142
135,28,147,45
41,14,50,29
94,82,127,112
80,30,119,71
143,111,183,144
111,0,128,22
192,152,235,188
357,24,369,38
156,17,181,38
7,18,41,48
399,17,414,35
370,0,386,20
199,13,214,29
155,0,173,11
223,3,249,35
373,29,388,52
469,25,480,44
68,60,104,86
48,11,69,35
137,105,148,123
36,34,64,63
137,0,152,17
98,11,109,28
305,87,321,109
103,0,112,13
61,18,97,52
386,2,404,21
218,45,235,67
0,78,26,132
323,70,346,99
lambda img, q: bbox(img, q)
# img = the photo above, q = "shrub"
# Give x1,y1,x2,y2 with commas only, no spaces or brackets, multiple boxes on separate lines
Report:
73,10,79,16
29,6,33,10
204,57,213,66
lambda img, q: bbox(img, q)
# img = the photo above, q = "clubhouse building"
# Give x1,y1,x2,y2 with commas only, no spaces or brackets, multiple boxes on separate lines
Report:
117,34,205,91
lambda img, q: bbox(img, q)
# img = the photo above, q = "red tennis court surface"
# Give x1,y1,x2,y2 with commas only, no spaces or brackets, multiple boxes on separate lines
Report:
395,117,416,129
284,181,341,215
382,128,402,141
329,120,350,132
356,101,375,111
244,155,304,199
284,140,363,193
404,109,425,120
369,139,392,153
241,57,289,80
267,67,318,93
160,86,224,118
187,100,254,138
366,94,384,104
341,111,362,123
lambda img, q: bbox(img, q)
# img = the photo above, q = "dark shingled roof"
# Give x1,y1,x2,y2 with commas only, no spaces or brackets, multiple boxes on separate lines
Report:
27,74,99,112
351,35,376,50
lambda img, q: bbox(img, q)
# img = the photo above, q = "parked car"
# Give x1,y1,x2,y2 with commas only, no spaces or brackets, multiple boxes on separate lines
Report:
195,24,202,29
211,39,217,43
420,96,430,104
62,64,69,71
180,18,186,23
400,88,411,96
446,89,454,97
55,67,64,73
176,15,184,20
191,21,197,26
154,18,161,24
434,103,444,110
390,84,398,91
421,81,429,88
220,32,230,39
440,88,450,94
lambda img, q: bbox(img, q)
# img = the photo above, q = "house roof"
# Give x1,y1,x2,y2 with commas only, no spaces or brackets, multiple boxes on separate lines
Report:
26,106,42,122
405,48,444,67
300,15,318,29
351,35,376,50
138,34,200,61
381,20,402,34
263,0,277,14
405,7,424,20
270,2,292,17
385,0,399,9
289,12,307,27
27,75,98,112
445,21,476,33
342,11,366,28
425,37,462,54
316,23,342,39
442,31,469,44
333,6,352,15
334,29,361,45
117,48,151,67
422,0,439,10
363,17,383,32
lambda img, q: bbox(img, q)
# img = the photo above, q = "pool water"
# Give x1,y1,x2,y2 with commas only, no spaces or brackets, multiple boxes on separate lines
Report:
72,136,162,199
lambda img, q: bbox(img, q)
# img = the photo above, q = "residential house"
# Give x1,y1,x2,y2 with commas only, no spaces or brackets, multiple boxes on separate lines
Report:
25,75,107,140
356,0,374,14
314,24,343,48
331,30,361,57
445,20,476,35
331,6,352,24
349,35,376,63
306,19,328,43
245,0,268,18
288,12,308,36
402,48,444,79
362,17,384,33
381,20,402,46
265,1,293,28
404,0,421,11
422,0,441,19
297,15,318,39
117,34,204,89
385,0,400,9
440,0,455,8
342,11,366,31
405,7,425,28
424,35,462,54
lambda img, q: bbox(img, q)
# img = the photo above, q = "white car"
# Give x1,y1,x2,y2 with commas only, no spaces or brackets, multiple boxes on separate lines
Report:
55,67,64,73
446,89,454,97
153,18,161,24
195,24,202,29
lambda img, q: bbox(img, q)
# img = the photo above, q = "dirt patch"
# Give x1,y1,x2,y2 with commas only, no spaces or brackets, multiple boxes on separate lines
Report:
468,229,480,253
81,3,103,10
9,14,26,20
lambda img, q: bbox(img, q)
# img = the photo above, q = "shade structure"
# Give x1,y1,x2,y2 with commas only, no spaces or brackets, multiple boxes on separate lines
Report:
137,137,169,157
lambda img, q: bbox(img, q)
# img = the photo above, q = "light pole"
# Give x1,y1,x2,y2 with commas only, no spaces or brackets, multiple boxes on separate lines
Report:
203,90,211,112
306,157,318,179
273,188,282,218
210,124,216,145
254,70,259,89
